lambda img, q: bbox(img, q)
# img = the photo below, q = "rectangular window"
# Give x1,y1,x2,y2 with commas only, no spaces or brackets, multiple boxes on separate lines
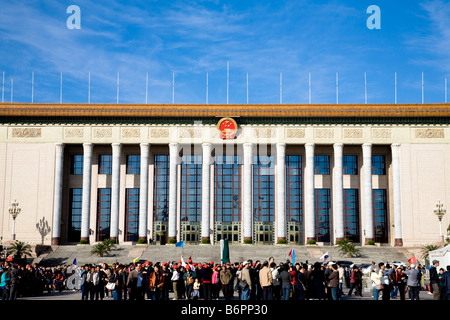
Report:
214,155,241,222
253,155,274,222
96,188,111,242
181,155,202,222
70,154,83,175
343,155,358,175
343,189,360,243
98,154,112,175
126,155,141,175
68,188,82,242
125,188,139,242
372,155,386,175
286,155,302,223
314,155,330,175
153,155,170,222
315,188,330,242
373,189,388,243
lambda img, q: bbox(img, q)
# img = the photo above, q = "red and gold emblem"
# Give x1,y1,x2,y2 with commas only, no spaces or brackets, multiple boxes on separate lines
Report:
217,117,238,139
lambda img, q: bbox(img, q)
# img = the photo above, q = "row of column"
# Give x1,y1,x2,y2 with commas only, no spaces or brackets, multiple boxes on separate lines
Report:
51,142,403,246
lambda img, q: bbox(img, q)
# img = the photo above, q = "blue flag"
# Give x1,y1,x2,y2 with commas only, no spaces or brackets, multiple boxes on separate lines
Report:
289,248,295,265
175,241,184,248
73,257,77,265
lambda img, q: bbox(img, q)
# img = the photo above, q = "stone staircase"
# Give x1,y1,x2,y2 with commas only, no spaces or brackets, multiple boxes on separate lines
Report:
33,244,420,267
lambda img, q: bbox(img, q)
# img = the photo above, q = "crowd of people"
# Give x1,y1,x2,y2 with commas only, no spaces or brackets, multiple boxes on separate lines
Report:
1,257,450,301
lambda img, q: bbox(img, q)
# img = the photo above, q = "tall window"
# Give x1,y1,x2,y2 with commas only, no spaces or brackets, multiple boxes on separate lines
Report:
126,155,141,175
315,189,330,242
373,189,388,243
180,155,202,222
314,155,330,175
372,155,386,175
125,188,139,242
96,188,111,241
214,155,241,222
253,155,274,222
70,154,83,175
153,155,169,222
98,154,112,174
343,155,358,175
343,189,360,242
286,155,302,223
68,188,82,242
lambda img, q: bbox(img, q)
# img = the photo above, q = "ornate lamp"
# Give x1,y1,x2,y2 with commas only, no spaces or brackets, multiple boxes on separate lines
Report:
8,199,21,240
433,200,447,242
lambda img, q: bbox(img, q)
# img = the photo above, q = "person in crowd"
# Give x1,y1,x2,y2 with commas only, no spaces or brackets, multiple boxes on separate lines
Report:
259,260,273,300
270,262,281,300
220,263,234,300
279,263,292,301
370,263,384,300
429,260,441,300
405,264,421,300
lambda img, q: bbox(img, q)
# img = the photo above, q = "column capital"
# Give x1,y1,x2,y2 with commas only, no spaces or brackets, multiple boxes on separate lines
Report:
140,142,150,147
362,142,372,148
202,142,212,148
276,142,286,148
333,142,344,148
391,143,401,149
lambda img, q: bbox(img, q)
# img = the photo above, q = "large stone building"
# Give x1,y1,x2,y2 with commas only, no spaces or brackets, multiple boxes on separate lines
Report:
0,102,449,247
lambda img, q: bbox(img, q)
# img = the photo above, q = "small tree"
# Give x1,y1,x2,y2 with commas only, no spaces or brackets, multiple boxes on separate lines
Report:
7,241,33,260
91,242,108,257
337,238,361,258
421,243,441,261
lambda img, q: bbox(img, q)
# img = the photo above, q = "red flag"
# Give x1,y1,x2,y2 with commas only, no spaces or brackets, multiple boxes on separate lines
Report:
408,256,417,264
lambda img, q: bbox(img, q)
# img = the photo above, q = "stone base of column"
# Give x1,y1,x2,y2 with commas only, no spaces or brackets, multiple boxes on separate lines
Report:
243,237,252,244
201,237,211,244
110,237,118,244
80,237,90,244
335,237,344,243
306,237,316,243
51,237,60,246
168,237,177,244
394,238,403,247
364,238,374,245
138,237,148,243
277,237,286,244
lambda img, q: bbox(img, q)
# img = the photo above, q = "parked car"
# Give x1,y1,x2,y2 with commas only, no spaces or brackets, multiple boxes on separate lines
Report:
336,260,353,268
388,261,406,268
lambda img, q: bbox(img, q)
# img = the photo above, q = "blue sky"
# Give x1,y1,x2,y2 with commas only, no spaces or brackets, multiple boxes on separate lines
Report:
1,0,450,105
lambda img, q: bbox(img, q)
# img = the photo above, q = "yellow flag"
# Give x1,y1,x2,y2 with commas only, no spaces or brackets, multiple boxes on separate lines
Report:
133,257,139,263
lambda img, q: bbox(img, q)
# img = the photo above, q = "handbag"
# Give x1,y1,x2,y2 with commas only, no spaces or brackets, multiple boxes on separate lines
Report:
238,279,248,291
106,282,116,290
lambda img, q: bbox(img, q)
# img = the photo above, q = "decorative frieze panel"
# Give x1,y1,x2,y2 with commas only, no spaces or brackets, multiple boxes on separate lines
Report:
415,128,444,139
343,128,363,139
314,128,334,139
253,128,276,138
372,128,391,139
93,128,112,139
64,128,83,139
11,128,41,138
285,128,305,139
121,128,140,139
150,128,170,139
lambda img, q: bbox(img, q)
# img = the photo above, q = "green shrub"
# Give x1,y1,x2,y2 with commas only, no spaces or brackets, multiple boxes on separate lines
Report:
201,238,211,244
307,239,317,245
243,238,253,244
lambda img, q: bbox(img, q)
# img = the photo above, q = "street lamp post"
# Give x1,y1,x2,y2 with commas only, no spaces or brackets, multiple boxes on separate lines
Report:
8,199,21,241
433,200,447,243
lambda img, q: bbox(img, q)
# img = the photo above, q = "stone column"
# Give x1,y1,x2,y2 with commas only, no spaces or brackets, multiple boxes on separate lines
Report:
201,143,212,242
305,143,315,243
139,143,150,242
276,143,287,243
110,143,122,243
362,143,374,244
243,142,253,243
51,143,64,245
80,143,93,243
168,143,180,243
391,143,403,246
333,143,344,242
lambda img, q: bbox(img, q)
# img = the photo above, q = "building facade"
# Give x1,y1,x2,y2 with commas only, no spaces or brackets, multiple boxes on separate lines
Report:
0,103,449,247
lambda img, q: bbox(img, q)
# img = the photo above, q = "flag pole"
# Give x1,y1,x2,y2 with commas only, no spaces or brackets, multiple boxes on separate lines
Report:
31,71,34,103
206,72,208,104
2,71,4,103
422,72,424,104
336,72,339,104
117,72,119,104
88,72,91,104
60,72,63,104
227,60,229,104
146,72,148,104
280,72,282,104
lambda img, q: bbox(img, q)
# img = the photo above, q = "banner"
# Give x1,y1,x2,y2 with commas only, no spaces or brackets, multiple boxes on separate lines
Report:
221,239,230,264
